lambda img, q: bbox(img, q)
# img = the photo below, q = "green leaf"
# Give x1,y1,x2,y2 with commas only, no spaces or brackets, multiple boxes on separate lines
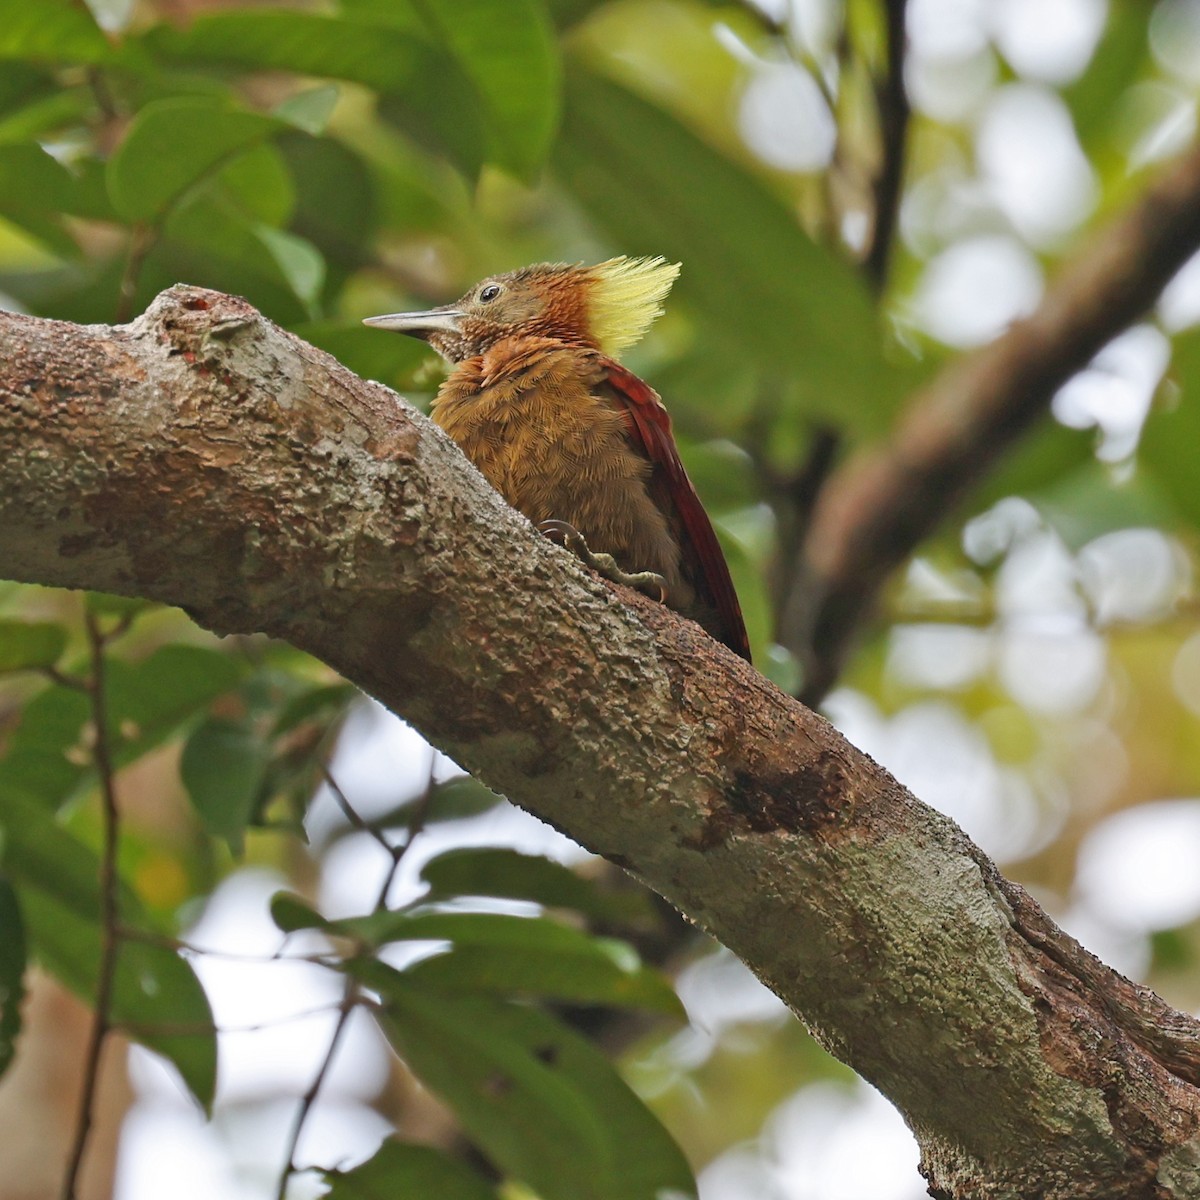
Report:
554,67,900,433
164,194,326,311
371,969,697,1200
142,10,429,93
291,320,431,392
0,876,26,1079
0,152,114,225
105,644,247,768
21,885,217,1110
212,144,295,226
0,620,67,672
392,913,679,1013
0,0,112,64
107,97,286,223
253,224,325,310
269,892,325,935
964,421,1097,517
297,903,682,1014
1063,3,1150,160
0,89,92,144
0,63,52,116
0,645,243,810
0,788,216,1108
1034,461,1175,551
420,847,653,924
140,9,494,178
271,682,357,738
323,1141,497,1200
273,84,340,136
277,134,376,269
0,683,92,807
82,0,134,34
84,591,155,620
180,718,272,855
403,940,681,1013
404,0,560,178
275,889,675,1009
335,0,560,175
0,143,80,255
1142,332,1200,530
374,53,489,180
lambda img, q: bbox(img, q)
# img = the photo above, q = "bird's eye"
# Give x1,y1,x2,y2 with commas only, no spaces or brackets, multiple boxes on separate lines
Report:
478,284,502,303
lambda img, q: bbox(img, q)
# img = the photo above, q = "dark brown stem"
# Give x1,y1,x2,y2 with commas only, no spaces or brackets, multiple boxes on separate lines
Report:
59,610,122,1200
863,0,911,290
114,225,154,326
274,761,436,1199
767,424,841,629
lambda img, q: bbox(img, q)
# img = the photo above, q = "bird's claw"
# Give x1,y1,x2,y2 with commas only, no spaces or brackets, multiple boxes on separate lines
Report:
537,520,669,603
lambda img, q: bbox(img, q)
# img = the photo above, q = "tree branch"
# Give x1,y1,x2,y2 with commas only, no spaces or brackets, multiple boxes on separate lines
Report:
862,0,910,290
786,139,1200,704
2,289,1200,1196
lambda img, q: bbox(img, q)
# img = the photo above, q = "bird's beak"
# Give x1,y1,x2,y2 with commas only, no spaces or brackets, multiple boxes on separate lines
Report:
361,309,465,341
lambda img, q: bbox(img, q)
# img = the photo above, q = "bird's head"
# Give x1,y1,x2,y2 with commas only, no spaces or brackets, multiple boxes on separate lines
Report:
363,255,680,363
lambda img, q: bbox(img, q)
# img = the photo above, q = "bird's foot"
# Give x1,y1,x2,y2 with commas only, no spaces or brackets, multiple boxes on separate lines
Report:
538,519,669,603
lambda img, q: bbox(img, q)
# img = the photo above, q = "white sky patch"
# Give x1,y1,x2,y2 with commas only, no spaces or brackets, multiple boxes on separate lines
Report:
117,1088,257,1200
699,1081,925,1200
117,869,394,1200
887,625,992,692
997,627,1107,717
989,0,1107,84
824,693,1055,862
912,235,1044,347
738,63,836,172
908,0,990,59
1077,529,1190,626
976,85,1097,246
1076,800,1200,932
994,530,1088,623
1151,0,1200,86
1159,249,1200,332
1120,82,1198,171
768,1082,923,1200
1173,633,1200,718
1051,324,1169,460
907,47,998,123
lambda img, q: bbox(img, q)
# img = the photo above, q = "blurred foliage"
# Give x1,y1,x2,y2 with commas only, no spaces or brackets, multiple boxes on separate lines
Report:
0,1,1199,1198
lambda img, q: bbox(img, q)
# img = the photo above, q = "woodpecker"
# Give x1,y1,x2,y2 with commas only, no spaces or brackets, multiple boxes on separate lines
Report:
364,256,750,661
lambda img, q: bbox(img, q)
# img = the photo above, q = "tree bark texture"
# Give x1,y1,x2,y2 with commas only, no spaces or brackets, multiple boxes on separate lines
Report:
2,290,1200,1198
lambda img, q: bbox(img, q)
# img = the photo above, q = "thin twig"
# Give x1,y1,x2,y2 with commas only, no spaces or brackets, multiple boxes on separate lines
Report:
767,424,842,628
274,757,437,1200
119,1001,371,1040
59,611,123,1200
114,225,154,326
40,664,91,692
117,924,339,966
320,764,399,859
863,0,911,290
85,68,118,124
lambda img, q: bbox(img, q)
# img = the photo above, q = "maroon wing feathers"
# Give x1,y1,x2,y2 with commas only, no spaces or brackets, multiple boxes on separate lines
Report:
600,357,751,661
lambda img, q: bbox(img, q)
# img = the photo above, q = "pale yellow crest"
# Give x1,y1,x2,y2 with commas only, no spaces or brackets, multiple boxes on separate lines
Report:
585,255,681,356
